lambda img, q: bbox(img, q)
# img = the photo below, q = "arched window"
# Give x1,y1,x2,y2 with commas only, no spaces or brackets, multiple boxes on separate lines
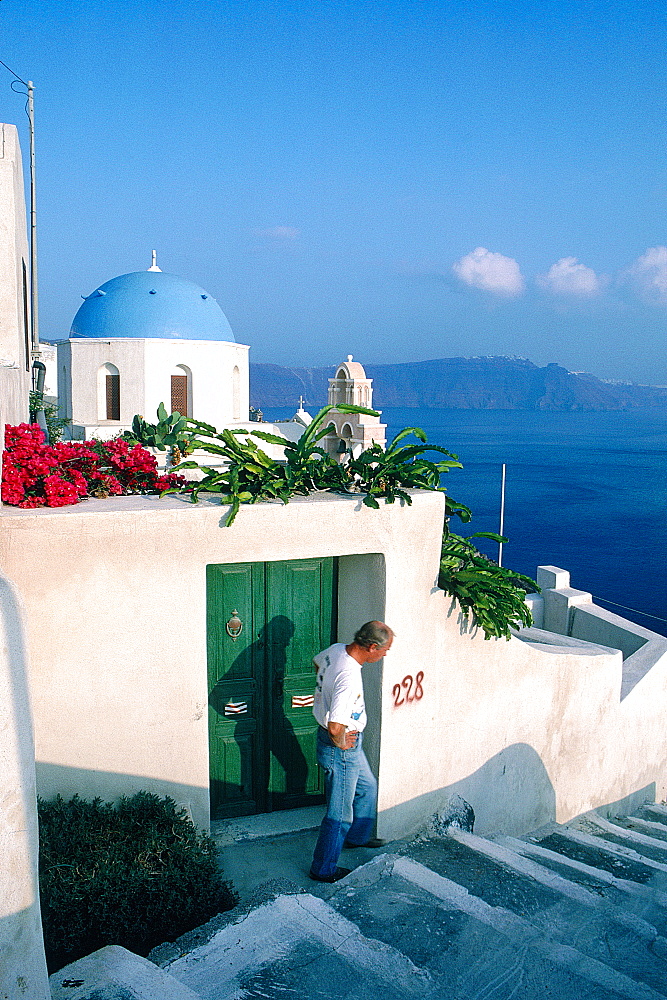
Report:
336,422,354,460
333,369,347,405
97,363,120,421
171,365,191,417
232,365,241,420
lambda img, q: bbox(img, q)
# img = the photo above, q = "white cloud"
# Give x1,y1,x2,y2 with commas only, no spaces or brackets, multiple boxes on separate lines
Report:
537,257,604,296
252,225,300,240
626,246,667,303
452,247,524,297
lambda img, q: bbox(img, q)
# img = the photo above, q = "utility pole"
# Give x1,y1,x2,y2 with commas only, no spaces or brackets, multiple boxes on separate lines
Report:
0,60,40,378
27,80,39,362
498,463,506,567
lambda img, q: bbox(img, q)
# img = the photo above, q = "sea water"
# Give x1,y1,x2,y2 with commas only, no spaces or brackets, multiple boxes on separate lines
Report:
261,407,667,637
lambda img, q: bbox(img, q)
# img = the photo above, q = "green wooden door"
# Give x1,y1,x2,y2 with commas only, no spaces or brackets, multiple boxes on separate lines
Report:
207,557,336,820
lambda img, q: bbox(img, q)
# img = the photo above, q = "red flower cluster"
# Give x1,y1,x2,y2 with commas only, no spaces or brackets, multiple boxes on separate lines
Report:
2,424,187,509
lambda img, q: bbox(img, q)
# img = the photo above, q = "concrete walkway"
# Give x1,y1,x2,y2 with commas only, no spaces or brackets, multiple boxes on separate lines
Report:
211,805,405,903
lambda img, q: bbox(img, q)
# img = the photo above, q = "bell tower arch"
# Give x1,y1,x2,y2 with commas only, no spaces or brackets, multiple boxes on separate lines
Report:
325,355,386,459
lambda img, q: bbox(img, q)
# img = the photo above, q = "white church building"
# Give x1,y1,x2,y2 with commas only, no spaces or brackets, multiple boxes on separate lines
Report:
57,254,250,441
54,254,387,462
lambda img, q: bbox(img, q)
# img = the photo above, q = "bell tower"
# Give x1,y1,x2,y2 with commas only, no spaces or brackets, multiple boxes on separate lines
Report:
325,355,386,458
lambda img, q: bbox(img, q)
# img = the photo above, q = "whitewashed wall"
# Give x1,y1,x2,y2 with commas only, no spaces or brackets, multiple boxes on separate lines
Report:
0,491,665,839
0,575,50,998
57,338,249,436
0,123,31,481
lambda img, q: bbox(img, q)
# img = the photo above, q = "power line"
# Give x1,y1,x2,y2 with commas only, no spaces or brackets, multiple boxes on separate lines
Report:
593,597,667,625
0,57,27,87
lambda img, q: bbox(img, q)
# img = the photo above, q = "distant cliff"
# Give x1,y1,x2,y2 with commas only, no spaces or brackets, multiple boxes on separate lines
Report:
250,357,667,411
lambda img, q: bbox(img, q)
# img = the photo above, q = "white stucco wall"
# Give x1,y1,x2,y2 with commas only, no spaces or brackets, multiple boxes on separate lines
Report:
58,338,250,436
0,574,50,999
0,491,665,839
59,338,145,428
143,339,249,426
0,123,31,481
0,124,30,380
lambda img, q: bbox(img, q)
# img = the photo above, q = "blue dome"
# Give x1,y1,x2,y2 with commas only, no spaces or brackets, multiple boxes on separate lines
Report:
70,270,235,342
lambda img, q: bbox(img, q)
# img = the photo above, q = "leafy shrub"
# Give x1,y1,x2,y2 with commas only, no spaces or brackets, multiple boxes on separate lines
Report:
38,792,237,972
439,532,537,640
164,404,472,526
133,404,536,638
122,402,195,464
344,425,471,520
29,390,70,443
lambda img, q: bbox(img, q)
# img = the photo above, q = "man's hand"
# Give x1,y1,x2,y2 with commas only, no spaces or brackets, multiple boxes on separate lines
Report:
328,721,358,749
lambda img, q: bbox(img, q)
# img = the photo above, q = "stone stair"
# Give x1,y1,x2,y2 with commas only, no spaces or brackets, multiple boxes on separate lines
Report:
52,803,667,1000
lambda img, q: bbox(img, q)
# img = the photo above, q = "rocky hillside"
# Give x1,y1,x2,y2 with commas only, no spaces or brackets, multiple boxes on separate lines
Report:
250,357,667,411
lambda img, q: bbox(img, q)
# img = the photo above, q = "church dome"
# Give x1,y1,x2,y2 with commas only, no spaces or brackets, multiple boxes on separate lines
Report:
70,269,235,342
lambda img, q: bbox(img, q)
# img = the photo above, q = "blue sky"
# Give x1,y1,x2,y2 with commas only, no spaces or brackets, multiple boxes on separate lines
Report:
2,0,667,382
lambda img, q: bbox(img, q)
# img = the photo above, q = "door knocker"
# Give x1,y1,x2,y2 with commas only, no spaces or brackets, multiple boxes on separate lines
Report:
225,609,243,641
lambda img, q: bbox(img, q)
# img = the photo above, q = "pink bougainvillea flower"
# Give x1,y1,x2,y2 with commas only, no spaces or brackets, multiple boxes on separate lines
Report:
2,424,188,509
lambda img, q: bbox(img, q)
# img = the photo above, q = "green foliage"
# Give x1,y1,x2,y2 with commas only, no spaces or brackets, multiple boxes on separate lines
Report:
38,792,237,973
123,402,193,459
345,425,471,522
28,390,69,443
439,531,538,640
165,404,371,521
164,404,471,526
150,403,532,635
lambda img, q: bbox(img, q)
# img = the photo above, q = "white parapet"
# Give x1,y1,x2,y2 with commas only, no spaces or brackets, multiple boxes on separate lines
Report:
0,575,50,999
531,564,667,700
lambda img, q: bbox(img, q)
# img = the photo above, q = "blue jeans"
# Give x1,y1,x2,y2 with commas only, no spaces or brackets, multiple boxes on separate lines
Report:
310,726,378,878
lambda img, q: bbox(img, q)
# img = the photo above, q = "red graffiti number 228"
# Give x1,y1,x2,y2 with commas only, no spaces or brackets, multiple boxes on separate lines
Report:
392,671,424,707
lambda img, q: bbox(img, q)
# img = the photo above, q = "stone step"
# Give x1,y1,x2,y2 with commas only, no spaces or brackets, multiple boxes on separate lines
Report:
527,821,667,893
641,804,667,826
401,832,667,996
164,892,433,1000
146,808,667,1000
577,813,667,864
615,816,667,843
332,853,666,1000
153,846,667,1000
497,834,667,938
457,828,666,943
49,945,203,1000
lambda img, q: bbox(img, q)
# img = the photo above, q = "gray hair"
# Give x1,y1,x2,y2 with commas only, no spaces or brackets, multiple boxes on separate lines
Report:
353,621,393,649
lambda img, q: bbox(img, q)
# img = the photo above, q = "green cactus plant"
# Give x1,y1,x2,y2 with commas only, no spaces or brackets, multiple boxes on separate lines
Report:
124,403,193,460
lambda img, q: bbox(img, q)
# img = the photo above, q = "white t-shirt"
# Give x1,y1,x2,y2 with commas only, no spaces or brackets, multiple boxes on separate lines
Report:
312,642,367,733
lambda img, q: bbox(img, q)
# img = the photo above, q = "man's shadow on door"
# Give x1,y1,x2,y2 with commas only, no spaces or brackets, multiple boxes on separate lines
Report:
209,615,311,811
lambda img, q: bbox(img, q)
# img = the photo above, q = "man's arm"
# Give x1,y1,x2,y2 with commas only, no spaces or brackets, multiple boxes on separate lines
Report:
327,721,358,749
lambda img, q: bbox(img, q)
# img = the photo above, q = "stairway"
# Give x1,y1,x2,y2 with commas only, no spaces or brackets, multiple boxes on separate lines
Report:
52,803,667,1000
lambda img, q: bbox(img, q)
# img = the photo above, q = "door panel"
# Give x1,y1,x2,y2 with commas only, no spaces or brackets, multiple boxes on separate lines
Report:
265,559,334,809
207,562,264,818
207,558,335,820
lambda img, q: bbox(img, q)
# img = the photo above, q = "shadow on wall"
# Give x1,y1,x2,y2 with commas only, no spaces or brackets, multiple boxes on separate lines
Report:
0,575,51,998
380,743,557,841
34,763,209,830
379,742,657,841
441,593,483,639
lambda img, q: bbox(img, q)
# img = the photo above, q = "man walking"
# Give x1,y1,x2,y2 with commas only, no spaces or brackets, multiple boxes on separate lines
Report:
309,621,394,883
